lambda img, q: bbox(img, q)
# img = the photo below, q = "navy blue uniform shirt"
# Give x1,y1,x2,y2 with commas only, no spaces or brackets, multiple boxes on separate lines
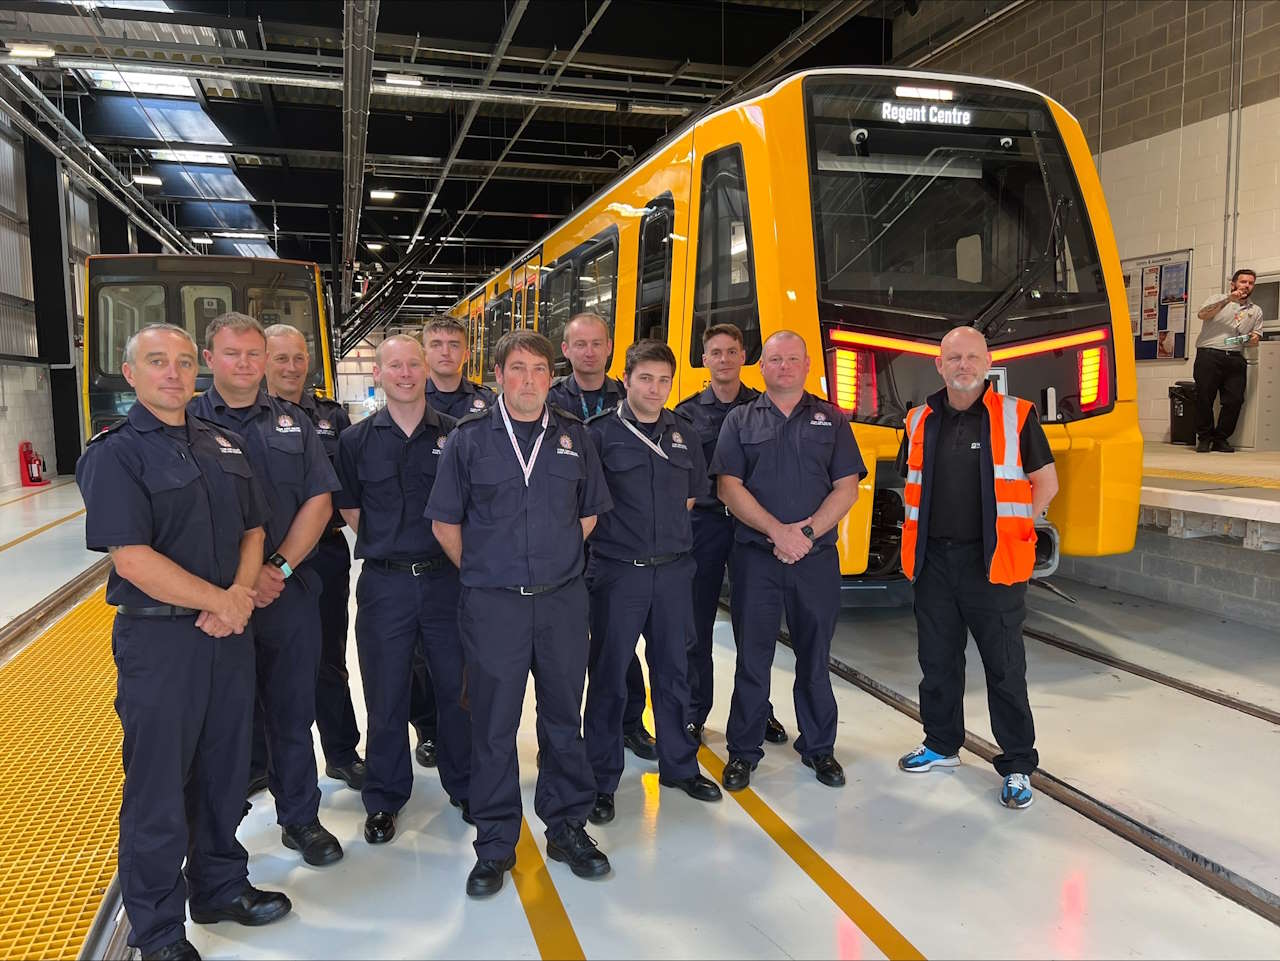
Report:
546,374,624,422
188,386,340,558
295,390,350,529
426,403,613,588
587,402,708,560
711,391,866,549
674,383,760,510
427,378,496,420
76,402,269,607
334,403,457,560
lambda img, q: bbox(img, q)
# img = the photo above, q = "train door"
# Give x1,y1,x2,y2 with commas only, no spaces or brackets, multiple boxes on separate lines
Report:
510,251,541,331
467,292,485,380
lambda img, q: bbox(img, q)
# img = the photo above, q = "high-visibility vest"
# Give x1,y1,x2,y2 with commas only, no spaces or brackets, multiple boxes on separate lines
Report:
901,388,1038,586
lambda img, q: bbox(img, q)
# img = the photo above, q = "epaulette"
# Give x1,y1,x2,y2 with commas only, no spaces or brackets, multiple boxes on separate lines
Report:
584,408,612,425
87,421,123,445
454,410,489,428
671,407,696,427
549,404,583,424
476,382,497,398
674,390,702,408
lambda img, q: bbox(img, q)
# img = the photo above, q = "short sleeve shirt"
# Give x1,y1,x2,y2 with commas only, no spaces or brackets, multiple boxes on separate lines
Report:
75,402,268,607
334,404,457,560
587,403,709,560
188,386,340,558
425,403,613,588
710,391,866,549
1195,293,1264,350
674,383,760,509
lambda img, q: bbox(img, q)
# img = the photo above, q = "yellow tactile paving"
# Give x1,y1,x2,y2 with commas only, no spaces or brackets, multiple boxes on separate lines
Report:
1145,468,1280,491
0,586,120,960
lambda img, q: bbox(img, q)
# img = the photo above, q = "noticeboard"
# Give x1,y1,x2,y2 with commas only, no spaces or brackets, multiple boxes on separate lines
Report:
1121,249,1192,360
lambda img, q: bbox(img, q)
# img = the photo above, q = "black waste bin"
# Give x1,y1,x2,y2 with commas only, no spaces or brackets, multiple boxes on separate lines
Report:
1169,380,1197,445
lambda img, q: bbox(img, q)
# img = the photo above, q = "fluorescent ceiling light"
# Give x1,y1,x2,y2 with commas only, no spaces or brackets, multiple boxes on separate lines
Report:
88,68,194,97
384,73,423,87
369,189,397,200
7,43,56,58
627,102,688,117
366,242,384,251
191,235,213,245
151,149,230,165
895,85,954,101
213,231,267,239
131,173,163,185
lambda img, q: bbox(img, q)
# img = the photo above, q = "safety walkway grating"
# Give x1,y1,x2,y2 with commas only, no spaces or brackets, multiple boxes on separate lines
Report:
1144,467,1280,491
0,587,121,959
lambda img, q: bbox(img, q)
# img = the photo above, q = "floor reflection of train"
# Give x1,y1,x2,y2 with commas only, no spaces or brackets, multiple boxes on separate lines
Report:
83,255,335,438
450,68,1143,598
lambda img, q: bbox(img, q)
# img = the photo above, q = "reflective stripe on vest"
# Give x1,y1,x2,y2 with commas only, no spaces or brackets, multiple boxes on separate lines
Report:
899,390,1037,585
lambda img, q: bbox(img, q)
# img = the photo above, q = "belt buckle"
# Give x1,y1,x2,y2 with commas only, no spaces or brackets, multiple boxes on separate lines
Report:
633,558,647,567
411,561,427,576
519,585,534,596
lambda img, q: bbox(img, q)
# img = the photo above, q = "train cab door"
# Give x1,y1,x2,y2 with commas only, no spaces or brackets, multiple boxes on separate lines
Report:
467,292,485,380
511,251,541,331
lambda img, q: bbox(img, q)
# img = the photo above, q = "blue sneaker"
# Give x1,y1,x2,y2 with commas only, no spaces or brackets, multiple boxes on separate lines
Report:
1000,773,1033,809
898,744,960,773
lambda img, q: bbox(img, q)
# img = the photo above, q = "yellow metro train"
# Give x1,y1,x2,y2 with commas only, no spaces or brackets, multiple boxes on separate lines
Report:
449,68,1143,596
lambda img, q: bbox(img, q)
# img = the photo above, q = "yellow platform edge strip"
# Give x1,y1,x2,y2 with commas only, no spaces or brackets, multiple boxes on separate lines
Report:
512,817,586,960
0,585,120,959
699,746,925,961
1144,467,1280,491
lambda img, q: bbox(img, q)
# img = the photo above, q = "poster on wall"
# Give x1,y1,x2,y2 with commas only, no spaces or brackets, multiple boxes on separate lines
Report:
1121,249,1193,360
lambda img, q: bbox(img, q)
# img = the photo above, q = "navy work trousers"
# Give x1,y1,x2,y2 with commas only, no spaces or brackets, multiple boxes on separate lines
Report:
913,540,1038,776
460,579,595,860
312,533,361,766
354,562,471,813
113,614,253,955
727,543,840,764
409,647,437,744
251,566,323,826
585,555,700,793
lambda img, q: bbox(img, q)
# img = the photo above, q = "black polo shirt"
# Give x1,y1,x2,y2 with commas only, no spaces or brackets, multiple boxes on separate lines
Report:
425,403,613,588
710,391,866,549
76,402,268,607
674,383,760,510
426,378,496,420
546,373,624,421
188,386,340,558
587,402,708,560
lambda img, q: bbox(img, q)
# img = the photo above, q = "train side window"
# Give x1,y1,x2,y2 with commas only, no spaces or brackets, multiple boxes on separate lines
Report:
249,286,321,389
634,194,675,343
577,240,617,335
691,145,760,366
524,284,536,329
96,284,166,374
540,263,575,371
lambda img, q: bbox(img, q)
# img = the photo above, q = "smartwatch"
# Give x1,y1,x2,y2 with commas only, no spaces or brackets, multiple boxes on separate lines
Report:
801,524,815,540
268,552,293,578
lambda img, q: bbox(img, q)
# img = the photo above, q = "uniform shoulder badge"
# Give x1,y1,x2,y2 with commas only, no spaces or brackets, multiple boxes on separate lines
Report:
549,404,583,424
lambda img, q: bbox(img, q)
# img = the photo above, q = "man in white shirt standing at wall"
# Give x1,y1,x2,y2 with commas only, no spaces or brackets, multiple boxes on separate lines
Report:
1193,268,1263,453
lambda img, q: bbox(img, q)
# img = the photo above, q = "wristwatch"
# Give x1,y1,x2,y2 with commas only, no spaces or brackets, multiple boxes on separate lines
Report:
268,552,293,578
801,524,815,540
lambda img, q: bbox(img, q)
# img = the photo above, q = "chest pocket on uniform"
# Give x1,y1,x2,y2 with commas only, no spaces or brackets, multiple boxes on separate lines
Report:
470,455,524,520
738,425,777,483
601,443,647,474
356,456,400,513
265,431,305,492
141,456,203,519
801,423,836,487
544,450,584,517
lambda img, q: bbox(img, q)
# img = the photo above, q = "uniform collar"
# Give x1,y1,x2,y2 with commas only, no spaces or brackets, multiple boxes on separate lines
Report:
560,373,622,399
127,401,172,432
929,381,990,414
293,391,317,415
699,382,753,405
427,377,476,396
619,399,675,431
372,401,442,437
207,384,272,414
488,399,550,430
756,390,816,417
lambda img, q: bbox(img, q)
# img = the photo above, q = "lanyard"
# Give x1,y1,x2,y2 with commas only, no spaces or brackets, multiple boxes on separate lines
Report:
498,395,549,486
580,390,606,420
617,407,668,461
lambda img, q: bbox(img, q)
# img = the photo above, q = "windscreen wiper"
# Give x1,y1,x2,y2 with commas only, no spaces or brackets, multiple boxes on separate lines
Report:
973,195,1069,338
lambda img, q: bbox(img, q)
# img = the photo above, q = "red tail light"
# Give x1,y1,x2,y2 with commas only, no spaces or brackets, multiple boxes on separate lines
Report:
829,346,877,416
1078,345,1109,411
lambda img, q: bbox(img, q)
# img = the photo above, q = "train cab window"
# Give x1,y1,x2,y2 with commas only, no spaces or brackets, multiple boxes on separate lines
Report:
180,284,232,369
691,145,760,366
248,285,321,388
97,284,166,373
484,292,512,374
540,264,575,370
634,195,675,343
577,241,617,334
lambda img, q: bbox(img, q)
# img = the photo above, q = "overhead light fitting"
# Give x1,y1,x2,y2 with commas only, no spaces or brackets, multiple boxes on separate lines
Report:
369,189,396,200
212,231,267,240
6,43,56,59
366,242,384,251
894,85,955,101
626,102,690,117
384,73,423,87
132,174,162,186
191,235,214,245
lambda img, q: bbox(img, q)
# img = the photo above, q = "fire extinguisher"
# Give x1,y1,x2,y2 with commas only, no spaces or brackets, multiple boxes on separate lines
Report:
19,441,50,488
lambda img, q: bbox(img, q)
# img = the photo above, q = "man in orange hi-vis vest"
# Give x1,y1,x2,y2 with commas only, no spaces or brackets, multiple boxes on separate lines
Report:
896,327,1058,810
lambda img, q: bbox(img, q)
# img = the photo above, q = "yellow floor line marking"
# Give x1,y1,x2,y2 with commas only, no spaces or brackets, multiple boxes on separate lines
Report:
0,477,75,508
511,817,585,960
0,585,119,959
1145,468,1280,490
699,746,925,961
0,508,85,554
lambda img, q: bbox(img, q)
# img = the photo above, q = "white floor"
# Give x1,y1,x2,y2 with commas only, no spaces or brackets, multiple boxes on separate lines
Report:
0,477,98,628
186,561,1280,960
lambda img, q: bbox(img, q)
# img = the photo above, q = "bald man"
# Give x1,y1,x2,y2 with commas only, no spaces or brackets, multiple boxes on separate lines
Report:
711,330,865,793
896,326,1058,811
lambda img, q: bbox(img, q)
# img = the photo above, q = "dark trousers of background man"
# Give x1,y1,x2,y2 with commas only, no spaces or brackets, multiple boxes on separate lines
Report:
1193,347,1247,444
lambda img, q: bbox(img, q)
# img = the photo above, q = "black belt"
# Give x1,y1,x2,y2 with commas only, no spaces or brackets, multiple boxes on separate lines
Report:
500,575,576,596
321,527,346,540
1200,346,1243,355
116,605,199,617
366,557,449,575
621,551,686,567
694,504,732,517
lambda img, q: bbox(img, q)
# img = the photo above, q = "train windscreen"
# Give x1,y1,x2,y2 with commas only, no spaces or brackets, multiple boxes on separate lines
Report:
804,77,1108,344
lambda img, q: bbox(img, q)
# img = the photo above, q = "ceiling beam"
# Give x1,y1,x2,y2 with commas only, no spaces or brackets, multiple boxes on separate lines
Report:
341,0,379,314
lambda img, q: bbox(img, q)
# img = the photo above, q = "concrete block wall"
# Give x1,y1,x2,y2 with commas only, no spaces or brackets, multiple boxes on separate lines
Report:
0,362,57,488
1056,527,1280,630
